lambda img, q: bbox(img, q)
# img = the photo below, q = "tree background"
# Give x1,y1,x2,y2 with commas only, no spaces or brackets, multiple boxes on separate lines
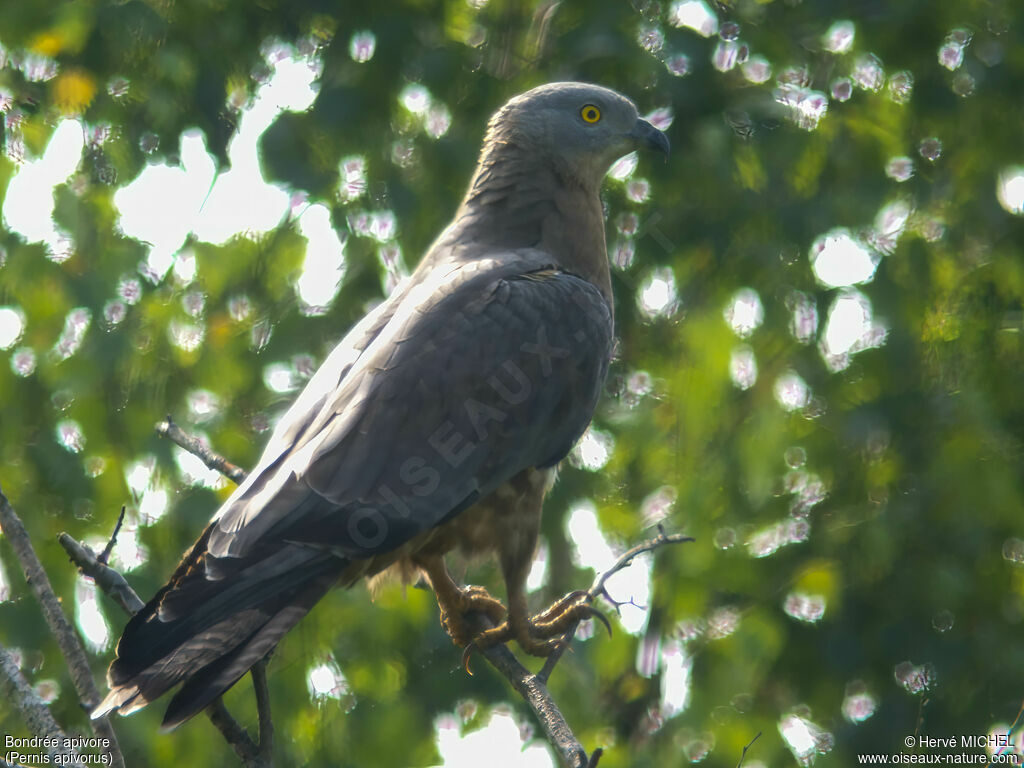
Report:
1,0,1023,766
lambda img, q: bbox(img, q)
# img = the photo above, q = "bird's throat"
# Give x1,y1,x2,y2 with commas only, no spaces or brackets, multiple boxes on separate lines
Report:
455,144,612,302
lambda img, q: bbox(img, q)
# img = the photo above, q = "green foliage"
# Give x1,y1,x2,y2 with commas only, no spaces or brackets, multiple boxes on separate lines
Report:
1,1,1023,766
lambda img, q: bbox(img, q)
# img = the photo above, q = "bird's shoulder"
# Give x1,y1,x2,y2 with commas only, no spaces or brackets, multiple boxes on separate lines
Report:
416,247,610,307
399,249,613,348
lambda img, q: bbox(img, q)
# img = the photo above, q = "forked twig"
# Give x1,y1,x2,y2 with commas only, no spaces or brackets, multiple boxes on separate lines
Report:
537,525,694,685
98,506,127,564
157,416,247,484
737,731,762,768
59,532,145,615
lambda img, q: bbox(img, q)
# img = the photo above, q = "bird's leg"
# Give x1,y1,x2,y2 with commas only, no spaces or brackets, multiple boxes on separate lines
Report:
415,555,507,647
424,469,610,660
469,534,609,656
461,506,555,655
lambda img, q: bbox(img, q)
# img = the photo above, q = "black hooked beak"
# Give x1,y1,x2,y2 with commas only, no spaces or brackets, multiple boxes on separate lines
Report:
628,118,670,158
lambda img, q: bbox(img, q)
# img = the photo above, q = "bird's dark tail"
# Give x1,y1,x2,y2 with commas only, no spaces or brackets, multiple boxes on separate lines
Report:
92,523,344,729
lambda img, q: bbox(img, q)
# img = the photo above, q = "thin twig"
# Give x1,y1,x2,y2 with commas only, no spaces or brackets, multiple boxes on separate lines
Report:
538,525,693,684
592,525,695,608
207,698,264,766
737,731,762,768
156,416,247,484
0,486,126,768
252,661,274,764
99,506,127,564
59,533,145,615
1009,699,1024,739
0,643,85,767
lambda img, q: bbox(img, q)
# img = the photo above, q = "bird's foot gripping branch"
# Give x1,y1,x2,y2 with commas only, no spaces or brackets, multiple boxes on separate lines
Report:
460,589,612,662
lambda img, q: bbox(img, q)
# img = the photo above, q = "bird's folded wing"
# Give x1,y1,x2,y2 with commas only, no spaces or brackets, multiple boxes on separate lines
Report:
208,253,614,561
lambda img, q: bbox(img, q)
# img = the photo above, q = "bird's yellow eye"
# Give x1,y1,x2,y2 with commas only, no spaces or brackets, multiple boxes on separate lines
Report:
580,105,601,123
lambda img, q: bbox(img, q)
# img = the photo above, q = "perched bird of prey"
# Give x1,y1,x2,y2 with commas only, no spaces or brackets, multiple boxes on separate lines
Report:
95,82,670,729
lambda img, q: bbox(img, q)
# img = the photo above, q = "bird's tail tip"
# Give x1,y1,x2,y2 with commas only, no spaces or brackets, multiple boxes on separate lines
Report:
91,686,145,721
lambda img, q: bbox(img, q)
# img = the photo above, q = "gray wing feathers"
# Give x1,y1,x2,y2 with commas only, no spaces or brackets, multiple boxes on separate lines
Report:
209,293,399,537
210,253,612,561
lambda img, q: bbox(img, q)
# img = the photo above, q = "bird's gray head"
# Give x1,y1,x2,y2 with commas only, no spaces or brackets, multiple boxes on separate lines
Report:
484,82,670,189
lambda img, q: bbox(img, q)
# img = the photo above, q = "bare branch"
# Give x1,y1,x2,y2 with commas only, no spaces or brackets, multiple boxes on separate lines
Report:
252,661,274,764
0,487,126,768
538,527,693,684
156,416,247,485
206,698,264,766
98,506,127,565
0,643,84,767
737,731,762,768
58,533,145,615
462,611,596,768
1004,699,1024,747
590,525,694,607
